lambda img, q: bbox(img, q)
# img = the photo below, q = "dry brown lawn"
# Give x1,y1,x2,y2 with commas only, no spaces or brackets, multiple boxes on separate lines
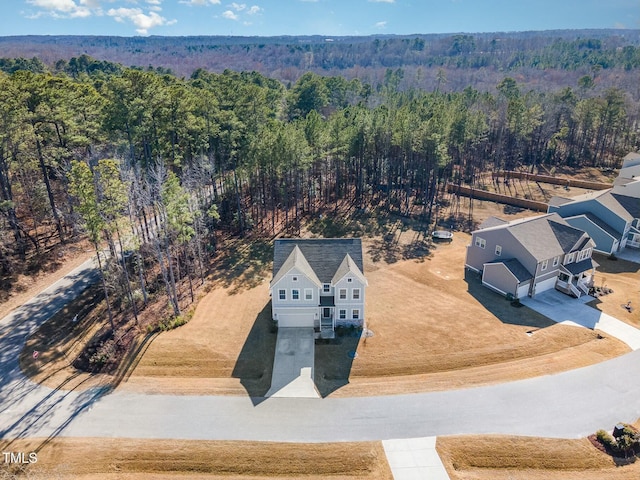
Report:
437,430,640,480
120,228,631,398
0,438,392,479
588,253,640,328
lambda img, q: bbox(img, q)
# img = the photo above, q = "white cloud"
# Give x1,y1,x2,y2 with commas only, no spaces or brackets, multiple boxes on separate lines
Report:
375,21,387,29
107,7,176,34
222,9,238,20
179,0,221,5
230,2,246,11
247,5,261,15
26,0,97,18
369,0,395,3
146,0,162,4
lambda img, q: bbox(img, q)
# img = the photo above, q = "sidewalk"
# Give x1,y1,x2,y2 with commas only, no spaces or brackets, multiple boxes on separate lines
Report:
383,437,450,480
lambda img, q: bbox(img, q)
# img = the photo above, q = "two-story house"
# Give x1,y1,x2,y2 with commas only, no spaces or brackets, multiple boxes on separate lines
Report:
547,153,640,254
270,238,367,339
465,213,598,299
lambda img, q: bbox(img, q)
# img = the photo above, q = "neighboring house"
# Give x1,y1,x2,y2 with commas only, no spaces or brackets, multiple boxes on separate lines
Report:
547,156,640,254
270,238,367,339
619,152,640,180
465,213,598,299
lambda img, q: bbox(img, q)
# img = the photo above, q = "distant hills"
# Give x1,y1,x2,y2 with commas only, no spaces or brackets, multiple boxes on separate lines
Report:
2,29,639,94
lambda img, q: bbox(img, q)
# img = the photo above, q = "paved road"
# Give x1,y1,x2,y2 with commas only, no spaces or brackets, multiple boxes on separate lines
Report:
1,259,640,443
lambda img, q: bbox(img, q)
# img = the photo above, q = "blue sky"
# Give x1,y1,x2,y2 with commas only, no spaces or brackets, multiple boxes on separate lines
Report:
1,0,638,36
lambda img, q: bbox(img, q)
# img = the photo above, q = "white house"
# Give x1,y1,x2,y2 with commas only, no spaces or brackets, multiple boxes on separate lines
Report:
270,238,367,339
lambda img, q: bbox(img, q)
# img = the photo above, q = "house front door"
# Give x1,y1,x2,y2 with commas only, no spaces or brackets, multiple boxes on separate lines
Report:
322,307,331,318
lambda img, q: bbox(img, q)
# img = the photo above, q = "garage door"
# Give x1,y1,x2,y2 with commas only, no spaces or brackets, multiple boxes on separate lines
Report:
277,312,316,328
517,282,531,299
533,276,557,296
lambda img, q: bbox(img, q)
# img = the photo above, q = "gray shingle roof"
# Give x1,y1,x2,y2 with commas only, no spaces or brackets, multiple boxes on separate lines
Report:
272,238,365,284
581,212,622,238
562,257,599,275
493,258,533,283
611,193,640,219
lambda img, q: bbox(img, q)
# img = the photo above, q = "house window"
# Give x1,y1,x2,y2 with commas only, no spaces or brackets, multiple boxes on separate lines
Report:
475,237,486,249
541,259,548,271
352,288,361,300
292,289,300,300
347,278,353,283
565,252,575,264
495,245,502,256
323,283,330,293
278,289,286,300
339,309,346,319
304,289,313,300
352,309,360,320
292,276,298,282
339,288,347,300
553,256,559,267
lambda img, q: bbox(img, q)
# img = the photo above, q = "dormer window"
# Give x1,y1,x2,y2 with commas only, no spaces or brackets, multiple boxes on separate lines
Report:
323,283,330,293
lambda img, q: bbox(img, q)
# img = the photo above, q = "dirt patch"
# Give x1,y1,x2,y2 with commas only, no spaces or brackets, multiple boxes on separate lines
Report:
0,437,392,480
437,432,640,480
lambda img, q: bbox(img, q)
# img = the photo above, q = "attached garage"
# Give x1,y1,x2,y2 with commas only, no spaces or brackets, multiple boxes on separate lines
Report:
532,276,558,297
275,308,317,328
483,259,533,299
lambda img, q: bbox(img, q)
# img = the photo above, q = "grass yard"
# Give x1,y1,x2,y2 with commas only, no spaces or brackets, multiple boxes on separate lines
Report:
0,438,392,479
120,228,631,397
588,253,640,328
436,427,640,480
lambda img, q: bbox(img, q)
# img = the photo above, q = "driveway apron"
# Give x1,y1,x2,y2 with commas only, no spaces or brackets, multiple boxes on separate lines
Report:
266,327,319,398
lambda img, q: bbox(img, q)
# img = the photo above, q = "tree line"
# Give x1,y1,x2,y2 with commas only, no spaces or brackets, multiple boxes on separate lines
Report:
0,61,637,335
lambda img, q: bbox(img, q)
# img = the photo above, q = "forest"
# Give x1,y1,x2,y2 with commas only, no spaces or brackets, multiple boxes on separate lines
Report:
0,31,639,367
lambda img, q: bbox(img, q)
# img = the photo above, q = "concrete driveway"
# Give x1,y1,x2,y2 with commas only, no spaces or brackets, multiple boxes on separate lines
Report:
521,289,640,350
266,327,319,398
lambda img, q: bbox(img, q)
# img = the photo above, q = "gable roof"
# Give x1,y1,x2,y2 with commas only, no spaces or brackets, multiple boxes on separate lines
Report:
270,245,322,288
272,238,365,285
332,253,368,285
475,213,591,261
565,212,621,239
478,216,508,229
611,193,640,218
551,190,634,223
486,258,533,283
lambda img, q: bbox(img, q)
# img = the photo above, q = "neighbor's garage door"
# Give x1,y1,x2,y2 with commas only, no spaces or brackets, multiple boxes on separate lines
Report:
277,311,316,328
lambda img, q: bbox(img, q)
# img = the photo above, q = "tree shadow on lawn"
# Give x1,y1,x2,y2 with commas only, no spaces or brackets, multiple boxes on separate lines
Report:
594,253,640,275
209,239,273,294
464,269,555,329
314,328,361,398
232,302,277,404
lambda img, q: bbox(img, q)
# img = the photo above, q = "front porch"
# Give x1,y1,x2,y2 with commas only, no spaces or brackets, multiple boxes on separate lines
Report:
555,259,598,298
318,301,335,339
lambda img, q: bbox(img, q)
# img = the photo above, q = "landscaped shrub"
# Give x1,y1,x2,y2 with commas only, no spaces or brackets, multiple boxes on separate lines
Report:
596,429,616,451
